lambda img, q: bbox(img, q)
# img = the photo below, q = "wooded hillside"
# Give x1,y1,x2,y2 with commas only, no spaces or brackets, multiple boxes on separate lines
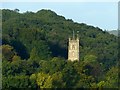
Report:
1,9,118,89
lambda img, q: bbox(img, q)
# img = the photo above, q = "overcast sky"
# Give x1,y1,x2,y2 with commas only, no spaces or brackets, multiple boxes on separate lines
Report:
1,1,119,31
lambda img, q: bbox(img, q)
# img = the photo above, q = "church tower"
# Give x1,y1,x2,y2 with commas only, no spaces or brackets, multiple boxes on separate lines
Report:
68,31,79,61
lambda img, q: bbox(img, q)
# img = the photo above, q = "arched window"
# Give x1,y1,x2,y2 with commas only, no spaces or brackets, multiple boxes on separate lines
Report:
72,45,75,50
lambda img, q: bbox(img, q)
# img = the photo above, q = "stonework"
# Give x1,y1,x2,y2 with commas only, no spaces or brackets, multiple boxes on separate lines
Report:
68,32,79,61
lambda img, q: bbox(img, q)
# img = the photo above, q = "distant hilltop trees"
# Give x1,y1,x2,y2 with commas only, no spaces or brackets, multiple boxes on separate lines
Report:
108,30,118,36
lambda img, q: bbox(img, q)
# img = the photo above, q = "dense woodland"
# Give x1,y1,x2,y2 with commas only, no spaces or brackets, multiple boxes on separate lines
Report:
1,9,119,89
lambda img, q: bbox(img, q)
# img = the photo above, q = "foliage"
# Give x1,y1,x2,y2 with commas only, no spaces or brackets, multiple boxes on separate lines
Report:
36,72,53,88
2,45,16,61
2,75,30,88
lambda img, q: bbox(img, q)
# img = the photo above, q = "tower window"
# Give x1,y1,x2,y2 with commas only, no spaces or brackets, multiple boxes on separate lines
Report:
72,45,75,50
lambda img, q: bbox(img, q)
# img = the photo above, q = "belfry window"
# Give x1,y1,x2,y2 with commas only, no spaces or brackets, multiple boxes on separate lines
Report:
72,45,75,50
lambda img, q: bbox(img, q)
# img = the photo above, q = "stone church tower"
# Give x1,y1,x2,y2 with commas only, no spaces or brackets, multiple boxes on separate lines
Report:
68,31,79,61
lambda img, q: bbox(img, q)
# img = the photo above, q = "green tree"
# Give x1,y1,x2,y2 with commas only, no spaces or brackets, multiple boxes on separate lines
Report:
83,54,102,80
29,74,37,88
2,75,29,88
83,54,97,64
104,66,118,88
2,45,16,61
36,72,53,88
52,72,66,88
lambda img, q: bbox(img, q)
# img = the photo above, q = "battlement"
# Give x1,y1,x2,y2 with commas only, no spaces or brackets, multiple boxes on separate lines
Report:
69,37,79,41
